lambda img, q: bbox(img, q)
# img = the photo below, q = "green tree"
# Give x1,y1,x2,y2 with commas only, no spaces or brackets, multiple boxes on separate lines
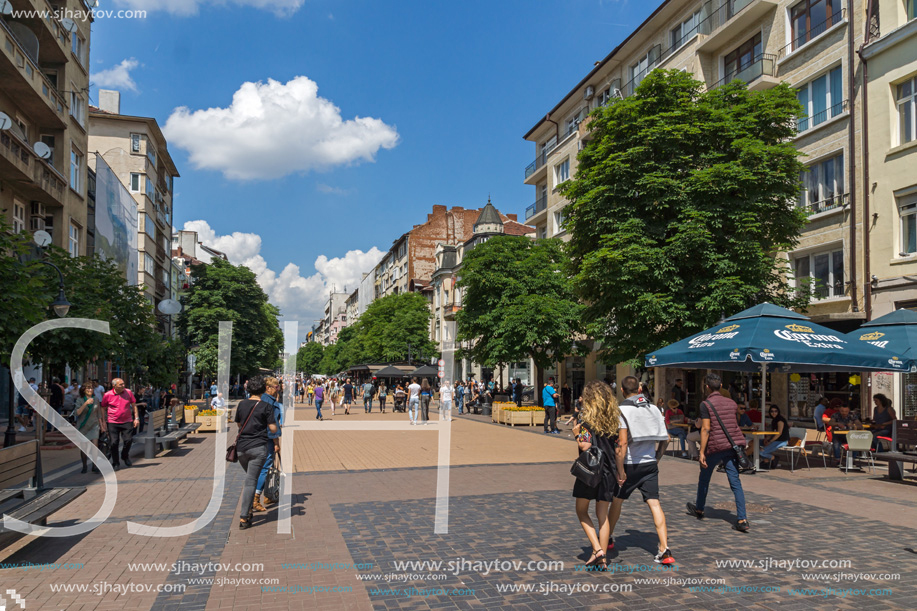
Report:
296,341,324,374
0,218,51,368
354,293,437,364
179,258,282,377
561,69,809,363
455,235,585,382
318,342,343,375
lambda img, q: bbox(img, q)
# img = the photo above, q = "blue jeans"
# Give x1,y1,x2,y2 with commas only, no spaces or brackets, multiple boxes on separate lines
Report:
256,449,274,493
760,440,787,460
364,397,372,412
456,396,464,414
667,427,687,452
238,444,268,521
696,449,747,522
409,397,419,422
315,399,323,420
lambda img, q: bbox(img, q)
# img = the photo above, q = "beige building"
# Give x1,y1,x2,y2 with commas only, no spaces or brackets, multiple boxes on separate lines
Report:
88,90,180,309
524,0,873,406
1,0,92,255
861,0,917,417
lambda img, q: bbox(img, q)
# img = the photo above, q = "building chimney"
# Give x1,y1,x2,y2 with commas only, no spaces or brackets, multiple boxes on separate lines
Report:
98,90,121,114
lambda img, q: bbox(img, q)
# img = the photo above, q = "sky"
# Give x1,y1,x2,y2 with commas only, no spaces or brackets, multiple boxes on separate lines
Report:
87,0,659,337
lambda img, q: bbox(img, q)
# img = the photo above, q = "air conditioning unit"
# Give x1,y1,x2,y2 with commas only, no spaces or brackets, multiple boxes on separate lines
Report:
30,216,46,232
30,202,46,217
584,85,595,100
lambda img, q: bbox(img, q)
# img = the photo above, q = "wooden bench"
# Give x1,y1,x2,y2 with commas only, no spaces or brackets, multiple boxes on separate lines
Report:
874,420,917,481
170,403,202,436
138,407,202,459
0,440,86,548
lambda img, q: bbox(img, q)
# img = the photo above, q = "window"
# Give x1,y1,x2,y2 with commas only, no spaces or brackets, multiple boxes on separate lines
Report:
554,208,567,234
69,89,85,126
12,199,26,233
69,222,79,257
565,107,587,135
127,172,140,192
131,133,142,153
142,253,156,275
145,176,154,195
671,10,701,49
898,76,917,145
800,153,844,213
554,158,570,186
900,192,917,255
724,33,762,82
147,144,157,166
909,0,917,20
791,0,843,51
794,248,844,299
70,147,83,192
538,225,547,239
797,66,844,131
630,46,661,89
71,32,85,66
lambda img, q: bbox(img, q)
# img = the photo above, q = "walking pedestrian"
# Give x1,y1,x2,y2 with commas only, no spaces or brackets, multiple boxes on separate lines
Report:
543,379,559,435
408,377,421,425
513,378,523,408
607,376,674,565
573,381,626,570
440,380,453,421
100,378,139,471
362,380,375,413
16,377,38,431
314,383,325,420
343,378,355,415
47,377,64,432
455,381,465,414
420,378,432,424
233,376,279,530
74,383,103,473
561,383,572,415
307,382,314,406
378,382,388,413
253,377,283,513
686,373,750,533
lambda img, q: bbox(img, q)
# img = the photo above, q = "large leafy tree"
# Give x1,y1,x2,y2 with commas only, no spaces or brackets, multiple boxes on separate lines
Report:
455,235,585,381
179,258,282,377
0,218,50,368
354,292,437,365
561,69,809,363
296,341,324,375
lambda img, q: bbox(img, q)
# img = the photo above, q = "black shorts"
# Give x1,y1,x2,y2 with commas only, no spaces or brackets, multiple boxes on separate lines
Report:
614,461,659,502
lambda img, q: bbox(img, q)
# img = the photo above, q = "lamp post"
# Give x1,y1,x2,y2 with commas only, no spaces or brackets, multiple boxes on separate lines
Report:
4,259,70,448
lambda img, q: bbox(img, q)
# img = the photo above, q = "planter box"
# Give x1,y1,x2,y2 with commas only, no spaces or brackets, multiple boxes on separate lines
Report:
184,407,199,423
506,410,536,426
197,408,230,432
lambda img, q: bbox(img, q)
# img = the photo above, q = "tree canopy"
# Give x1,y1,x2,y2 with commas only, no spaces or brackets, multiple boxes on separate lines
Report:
560,69,809,363
296,341,324,375
455,235,585,371
179,258,282,377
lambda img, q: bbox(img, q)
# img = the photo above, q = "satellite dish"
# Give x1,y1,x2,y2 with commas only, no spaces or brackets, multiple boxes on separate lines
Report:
61,17,78,34
0,1,12,16
33,230,52,247
33,142,52,160
157,298,182,315
0,112,11,131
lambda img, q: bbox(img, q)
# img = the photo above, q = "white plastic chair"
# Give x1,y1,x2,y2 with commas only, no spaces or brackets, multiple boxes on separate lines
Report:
780,427,810,472
843,431,875,474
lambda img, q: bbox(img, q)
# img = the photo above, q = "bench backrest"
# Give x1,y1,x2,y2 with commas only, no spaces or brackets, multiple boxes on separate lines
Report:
0,440,40,490
894,420,917,447
149,409,168,433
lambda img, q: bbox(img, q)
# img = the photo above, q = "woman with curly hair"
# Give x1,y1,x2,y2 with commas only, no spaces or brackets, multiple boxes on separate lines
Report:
572,381,626,571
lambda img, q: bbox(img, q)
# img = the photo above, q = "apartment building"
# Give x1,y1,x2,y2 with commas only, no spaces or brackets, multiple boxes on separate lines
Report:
88,90,180,311
523,0,870,403
1,0,92,255
321,291,349,346
860,0,917,417
344,287,359,328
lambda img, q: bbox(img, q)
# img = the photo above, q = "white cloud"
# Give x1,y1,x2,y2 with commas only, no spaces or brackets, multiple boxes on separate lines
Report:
91,58,140,92
316,183,351,195
163,76,399,180
183,220,383,332
110,0,304,17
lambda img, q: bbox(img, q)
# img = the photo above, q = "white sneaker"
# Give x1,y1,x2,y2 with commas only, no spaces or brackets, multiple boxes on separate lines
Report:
410,421,415,425
18,426,27,432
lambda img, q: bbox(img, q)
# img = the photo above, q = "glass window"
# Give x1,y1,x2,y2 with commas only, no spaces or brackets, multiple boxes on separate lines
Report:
800,153,844,213
69,222,79,257
900,196,917,255
145,176,154,195
71,33,85,65
794,248,844,299
630,46,661,89
554,159,570,186
898,77,917,145
909,0,916,20
70,90,85,125
671,10,701,49
797,66,844,131
70,147,83,192
724,33,762,82
131,133,141,153
791,0,843,50
12,199,26,233
147,144,157,166
130,172,141,192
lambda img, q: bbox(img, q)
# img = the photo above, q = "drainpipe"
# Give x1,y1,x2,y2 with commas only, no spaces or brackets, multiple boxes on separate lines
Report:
846,0,859,313
545,114,560,145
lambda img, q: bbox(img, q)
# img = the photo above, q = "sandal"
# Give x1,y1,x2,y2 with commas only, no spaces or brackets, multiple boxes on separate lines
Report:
239,518,251,530
585,548,606,570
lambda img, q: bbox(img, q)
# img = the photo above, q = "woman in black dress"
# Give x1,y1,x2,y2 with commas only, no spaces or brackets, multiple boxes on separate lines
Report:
573,381,627,570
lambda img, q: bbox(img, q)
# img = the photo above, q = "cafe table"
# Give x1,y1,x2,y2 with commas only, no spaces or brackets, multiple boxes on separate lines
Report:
748,431,774,471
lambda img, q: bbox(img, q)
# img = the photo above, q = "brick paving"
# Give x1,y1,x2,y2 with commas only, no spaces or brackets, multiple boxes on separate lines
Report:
0,400,914,610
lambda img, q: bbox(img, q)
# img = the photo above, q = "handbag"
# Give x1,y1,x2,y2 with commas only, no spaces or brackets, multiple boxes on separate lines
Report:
707,400,753,471
263,453,282,503
226,400,259,463
570,422,605,487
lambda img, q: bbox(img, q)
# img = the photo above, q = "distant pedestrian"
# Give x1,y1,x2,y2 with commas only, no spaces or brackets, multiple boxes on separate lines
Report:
440,381,453,421
362,380,375,413
343,379,355,415
16,377,38,431
307,382,314,406
455,382,465,414
378,382,388,413
314,383,325,420
562,383,572,415
211,392,226,410
408,377,421,425
233,376,278,530
74,383,102,474
543,379,559,435
101,378,139,471
420,378,432,424
513,378,523,408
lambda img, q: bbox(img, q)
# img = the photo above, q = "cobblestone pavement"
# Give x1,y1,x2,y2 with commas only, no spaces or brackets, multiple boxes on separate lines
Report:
0,403,914,610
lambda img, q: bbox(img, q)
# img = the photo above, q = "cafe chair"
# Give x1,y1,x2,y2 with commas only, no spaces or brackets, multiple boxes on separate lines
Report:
804,429,831,468
842,431,876,474
779,427,811,472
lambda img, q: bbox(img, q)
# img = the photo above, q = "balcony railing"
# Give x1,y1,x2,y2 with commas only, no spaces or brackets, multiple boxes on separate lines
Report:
776,9,846,59
712,53,777,89
801,192,848,216
797,99,847,132
525,194,548,220
701,0,760,40
0,130,66,204
524,143,555,179
0,16,68,122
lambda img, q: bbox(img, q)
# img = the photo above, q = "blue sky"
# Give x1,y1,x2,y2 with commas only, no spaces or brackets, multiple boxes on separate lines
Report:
89,0,659,329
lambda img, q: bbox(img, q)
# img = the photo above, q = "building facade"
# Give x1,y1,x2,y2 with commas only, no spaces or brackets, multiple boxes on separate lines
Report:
88,90,180,313
1,0,92,255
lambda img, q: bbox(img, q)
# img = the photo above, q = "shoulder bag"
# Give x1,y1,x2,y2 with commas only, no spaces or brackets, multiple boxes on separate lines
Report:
570,423,605,488
706,400,753,471
226,400,259,463
263,453,282,503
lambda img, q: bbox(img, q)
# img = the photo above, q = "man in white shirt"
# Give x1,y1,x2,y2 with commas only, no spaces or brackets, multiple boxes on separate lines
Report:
439,381,453,421
94,380,105,406
407,377,422,425
211,392,226,410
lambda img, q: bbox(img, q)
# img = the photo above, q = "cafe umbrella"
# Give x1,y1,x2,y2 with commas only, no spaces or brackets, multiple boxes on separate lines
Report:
374,365,409,378
645,303,911,429
844,309,917,370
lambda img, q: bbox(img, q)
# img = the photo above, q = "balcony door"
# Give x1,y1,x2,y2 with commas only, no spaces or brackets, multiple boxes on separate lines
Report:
724,33,762,82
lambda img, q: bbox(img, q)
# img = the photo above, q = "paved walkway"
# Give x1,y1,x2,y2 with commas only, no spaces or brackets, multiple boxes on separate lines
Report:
1,401,914,610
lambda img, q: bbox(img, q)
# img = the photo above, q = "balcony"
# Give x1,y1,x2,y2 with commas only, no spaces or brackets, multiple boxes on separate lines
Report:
696,0,780,53
711,53,779,90
796,99,848,133
776,9,846,61
0,17,69,128
525,194,548,221
524,146,552,183
11,0,72,63
0,130,66,206
800,192,848,217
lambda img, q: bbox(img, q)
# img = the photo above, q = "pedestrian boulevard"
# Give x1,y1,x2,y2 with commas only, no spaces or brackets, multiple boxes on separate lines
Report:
1,401,915,610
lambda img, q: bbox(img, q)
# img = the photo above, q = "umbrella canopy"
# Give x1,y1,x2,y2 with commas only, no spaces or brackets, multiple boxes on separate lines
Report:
645,303,910,374
374,365,408,378
846,309,917,370
411,364,439,377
